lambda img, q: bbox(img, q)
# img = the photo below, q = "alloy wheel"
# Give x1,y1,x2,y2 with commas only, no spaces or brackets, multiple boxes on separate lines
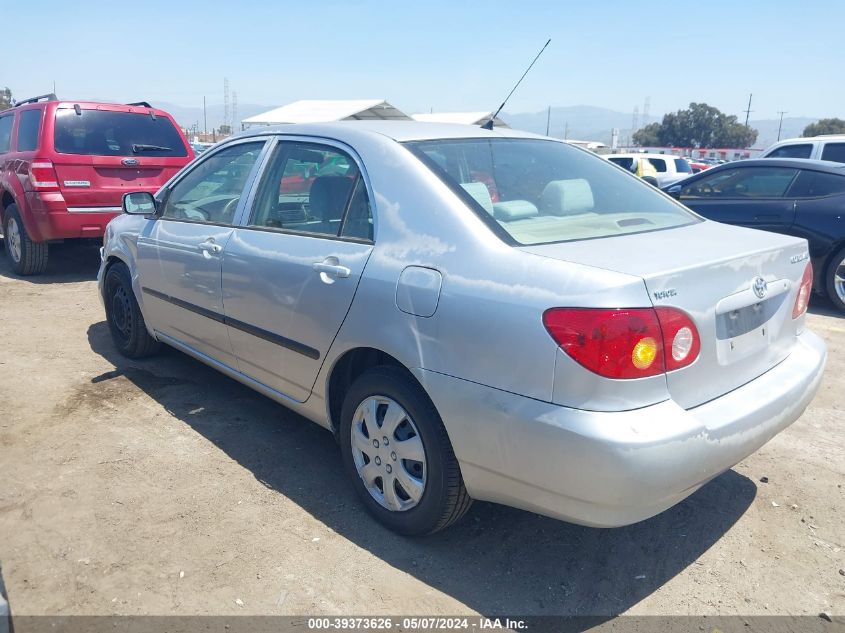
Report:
6,217,22,263
350,395,427,512
835,256,845,305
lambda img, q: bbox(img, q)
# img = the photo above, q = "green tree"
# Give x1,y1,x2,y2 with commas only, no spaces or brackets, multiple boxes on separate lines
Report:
0,87,12,111
632,122,661,146
803,118,845,137
633,102,757,148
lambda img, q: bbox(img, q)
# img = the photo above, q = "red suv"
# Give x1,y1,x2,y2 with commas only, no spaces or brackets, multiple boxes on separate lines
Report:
0,95,194,275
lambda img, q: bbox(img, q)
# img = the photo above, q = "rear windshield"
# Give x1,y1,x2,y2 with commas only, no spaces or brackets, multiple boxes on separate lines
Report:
406,138,698,245
54,109,187,157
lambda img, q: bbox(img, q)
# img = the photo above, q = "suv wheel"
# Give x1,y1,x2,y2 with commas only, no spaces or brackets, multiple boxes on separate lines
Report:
340,366,472,535
3,204,48,275
103,262,161,358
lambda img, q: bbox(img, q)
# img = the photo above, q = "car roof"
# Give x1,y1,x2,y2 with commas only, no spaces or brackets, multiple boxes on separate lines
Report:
707,158,845,172
607,153,682,159
769,135,845,144
231,120,548,143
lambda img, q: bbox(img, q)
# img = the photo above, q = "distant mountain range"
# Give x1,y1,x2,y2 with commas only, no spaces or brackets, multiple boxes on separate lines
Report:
158,100,823,150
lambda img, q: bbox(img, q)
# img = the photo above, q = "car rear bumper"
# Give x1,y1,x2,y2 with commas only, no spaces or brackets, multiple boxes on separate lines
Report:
23,192,119,241
414,329,826,527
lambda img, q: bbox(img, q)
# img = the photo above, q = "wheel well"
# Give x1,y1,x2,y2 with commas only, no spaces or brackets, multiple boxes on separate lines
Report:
327,347,406,435
0,190,15,224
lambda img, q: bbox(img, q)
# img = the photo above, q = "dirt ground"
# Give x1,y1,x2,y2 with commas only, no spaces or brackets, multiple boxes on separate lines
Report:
0,241,842,618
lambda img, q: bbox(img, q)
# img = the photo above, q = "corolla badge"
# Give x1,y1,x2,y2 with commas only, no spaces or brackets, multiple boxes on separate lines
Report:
122,158,140,166
752,276,768,299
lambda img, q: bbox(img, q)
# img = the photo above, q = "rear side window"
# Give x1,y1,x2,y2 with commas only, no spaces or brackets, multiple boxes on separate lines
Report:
17,109,42,151
681,167,799,198
766,144,813,159
0,115,12,153
674,158,692,173
608,157,634,170
648,158,667,172
787,170,845,197
821,143,845,163
54,109,187,157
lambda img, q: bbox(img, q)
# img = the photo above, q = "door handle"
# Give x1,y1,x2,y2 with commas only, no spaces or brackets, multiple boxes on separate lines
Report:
312,262,351,278
198,239,223,256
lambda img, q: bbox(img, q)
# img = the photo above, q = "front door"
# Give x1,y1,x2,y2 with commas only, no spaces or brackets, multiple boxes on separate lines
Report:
222,139,375,401
137,139,267,367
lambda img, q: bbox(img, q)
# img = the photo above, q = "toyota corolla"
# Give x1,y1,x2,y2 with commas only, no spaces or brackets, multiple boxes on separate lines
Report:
98,122,826,535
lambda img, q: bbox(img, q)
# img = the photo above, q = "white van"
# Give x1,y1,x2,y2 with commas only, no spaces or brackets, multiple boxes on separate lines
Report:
761,135,845,163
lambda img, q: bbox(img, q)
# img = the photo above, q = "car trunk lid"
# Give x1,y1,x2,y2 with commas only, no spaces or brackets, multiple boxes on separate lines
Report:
522,221,810,409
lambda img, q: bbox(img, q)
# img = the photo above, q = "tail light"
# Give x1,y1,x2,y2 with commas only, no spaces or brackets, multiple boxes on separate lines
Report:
28,160,59,191
792,262,813,319
543,307,700,379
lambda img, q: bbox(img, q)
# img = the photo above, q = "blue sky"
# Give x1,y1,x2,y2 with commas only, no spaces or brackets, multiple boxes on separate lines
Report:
4,0,842,119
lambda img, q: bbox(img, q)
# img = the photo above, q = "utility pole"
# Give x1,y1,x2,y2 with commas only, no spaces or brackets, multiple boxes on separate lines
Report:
563,121,569,140
777,110,788,141
743,93,753,126
545,105,551,136
203,96,207,136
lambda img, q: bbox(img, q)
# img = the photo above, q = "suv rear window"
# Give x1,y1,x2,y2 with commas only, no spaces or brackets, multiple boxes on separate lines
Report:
54,109,187,157
674,158,692,173
17,109,42,152
821,143,845,163
406,138,697,245
766,144,813,159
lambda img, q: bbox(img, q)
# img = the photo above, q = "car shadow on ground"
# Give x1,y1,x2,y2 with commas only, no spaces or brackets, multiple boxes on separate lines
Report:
86,321,756,618
0,238,101,284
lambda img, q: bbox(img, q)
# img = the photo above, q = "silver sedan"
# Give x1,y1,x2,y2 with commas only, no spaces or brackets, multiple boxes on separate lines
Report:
98,122,826,535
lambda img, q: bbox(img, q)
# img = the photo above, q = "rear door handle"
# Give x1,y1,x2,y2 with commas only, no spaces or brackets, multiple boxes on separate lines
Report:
312,262,351,278
198,239,223,256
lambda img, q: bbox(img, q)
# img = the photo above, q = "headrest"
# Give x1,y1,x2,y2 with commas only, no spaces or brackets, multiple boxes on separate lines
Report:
539,179,595,216
493,200,538,221
310,176,354,222
460,182,494,215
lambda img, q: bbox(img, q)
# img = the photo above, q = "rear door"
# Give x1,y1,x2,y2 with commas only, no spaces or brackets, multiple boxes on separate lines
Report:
221,138,375,402
137,139,268,367
51,104,191,213
820,142,845,164
679,165,799,232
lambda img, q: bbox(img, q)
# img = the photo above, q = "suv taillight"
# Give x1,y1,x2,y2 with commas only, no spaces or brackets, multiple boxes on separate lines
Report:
792,262,813,319
28,160,59,191
542,307,700,379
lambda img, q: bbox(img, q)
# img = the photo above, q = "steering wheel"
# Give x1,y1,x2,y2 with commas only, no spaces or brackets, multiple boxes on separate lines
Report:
222,196,240,220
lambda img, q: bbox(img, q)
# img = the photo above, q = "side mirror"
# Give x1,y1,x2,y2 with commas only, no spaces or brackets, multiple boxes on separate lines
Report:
667,185,682,199
123,191,157,215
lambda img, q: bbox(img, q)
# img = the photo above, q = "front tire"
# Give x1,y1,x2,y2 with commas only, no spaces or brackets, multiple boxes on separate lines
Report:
825,246,845,313
340,366,472,535
3,204,48,275
104,262,160,358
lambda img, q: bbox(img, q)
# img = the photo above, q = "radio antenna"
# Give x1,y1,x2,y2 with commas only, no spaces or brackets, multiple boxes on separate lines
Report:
481,38,551,130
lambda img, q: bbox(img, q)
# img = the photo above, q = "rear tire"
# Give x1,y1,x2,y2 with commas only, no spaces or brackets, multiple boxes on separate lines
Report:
103,262,160,358
3,204,48,275
825,246,845,313
340,366,472,535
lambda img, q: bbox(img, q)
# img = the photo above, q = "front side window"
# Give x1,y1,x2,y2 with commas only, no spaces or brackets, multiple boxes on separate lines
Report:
607,157,634,171
406,138,697,245
249,141,372,239
787,170,845,198
161,142,264,223
54,109,187,157
17,109,42,152
766,144,813,159
648,158,667,172
0,115,12,153
821,143,845,163
681,167,799,199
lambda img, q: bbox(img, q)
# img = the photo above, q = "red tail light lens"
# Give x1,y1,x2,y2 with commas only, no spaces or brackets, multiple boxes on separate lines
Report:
543,307,700,379
28,160,59,191
792,262,813,319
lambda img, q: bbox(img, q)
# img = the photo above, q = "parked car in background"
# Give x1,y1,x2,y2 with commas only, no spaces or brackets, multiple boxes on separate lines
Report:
608,152,692,187
761,135,845,163
0,94,193,275
665,158,845,311
687,160,710,174
605,154,659,185
99,122,825,535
